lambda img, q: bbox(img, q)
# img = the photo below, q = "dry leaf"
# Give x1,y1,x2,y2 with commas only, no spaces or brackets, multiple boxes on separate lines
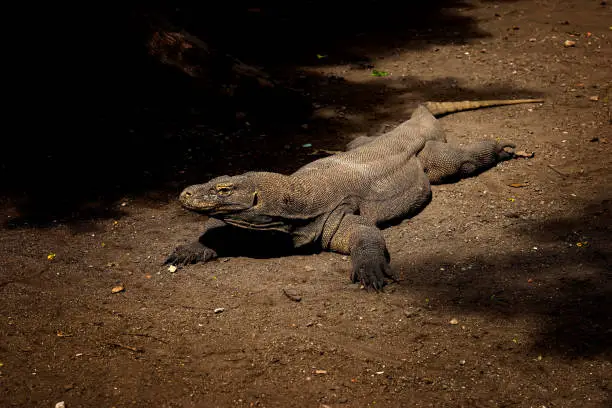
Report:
514,150,535,159
509,182,529,188
47,253,56,260
111,283,125,294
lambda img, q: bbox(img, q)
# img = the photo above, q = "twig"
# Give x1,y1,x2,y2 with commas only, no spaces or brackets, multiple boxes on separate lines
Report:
108,342,144,353
121,332,169,344
547,164,568,178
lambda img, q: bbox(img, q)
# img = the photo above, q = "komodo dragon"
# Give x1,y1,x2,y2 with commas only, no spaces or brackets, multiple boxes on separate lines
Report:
165,98,543,290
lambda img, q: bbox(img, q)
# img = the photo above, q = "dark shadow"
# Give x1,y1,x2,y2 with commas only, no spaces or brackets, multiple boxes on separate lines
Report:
197,224,319,260
2,1,544,226
392,196,612,358
162,1,491,67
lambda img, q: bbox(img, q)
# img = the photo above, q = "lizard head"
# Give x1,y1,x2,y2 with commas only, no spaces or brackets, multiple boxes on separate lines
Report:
179,174,259,215
179,172,300,231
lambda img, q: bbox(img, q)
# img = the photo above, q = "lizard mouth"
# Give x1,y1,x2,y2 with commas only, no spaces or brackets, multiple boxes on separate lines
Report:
181,200,251,216
181,201,218,213
224,217,290,232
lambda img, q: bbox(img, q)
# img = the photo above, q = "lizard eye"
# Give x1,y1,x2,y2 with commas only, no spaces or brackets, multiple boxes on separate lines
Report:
216,185,233,196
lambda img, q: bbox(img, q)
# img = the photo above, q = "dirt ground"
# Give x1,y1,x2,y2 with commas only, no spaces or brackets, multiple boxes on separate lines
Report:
1,1,611,407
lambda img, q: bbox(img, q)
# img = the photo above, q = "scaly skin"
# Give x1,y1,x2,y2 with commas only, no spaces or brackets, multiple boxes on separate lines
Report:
166,99,542,290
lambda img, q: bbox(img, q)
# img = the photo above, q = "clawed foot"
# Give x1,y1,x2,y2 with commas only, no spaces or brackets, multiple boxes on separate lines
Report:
164,242,218,267
497,141,517,161
350,251,397,292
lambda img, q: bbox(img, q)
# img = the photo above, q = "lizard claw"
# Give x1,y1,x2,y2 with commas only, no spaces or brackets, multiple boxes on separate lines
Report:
164,242,217,266
350,251,394,292
496,141,516,161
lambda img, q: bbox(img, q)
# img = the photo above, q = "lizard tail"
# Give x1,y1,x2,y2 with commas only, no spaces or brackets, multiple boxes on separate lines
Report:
424,99,544,117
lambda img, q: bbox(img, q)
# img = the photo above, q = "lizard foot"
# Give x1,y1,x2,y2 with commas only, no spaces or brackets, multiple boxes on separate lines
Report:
350,250,395,292
164,242,217,267
497,141,517,161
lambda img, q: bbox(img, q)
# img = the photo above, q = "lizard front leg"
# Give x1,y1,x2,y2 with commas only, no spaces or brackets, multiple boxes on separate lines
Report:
326,214,395,291
164,218,225,266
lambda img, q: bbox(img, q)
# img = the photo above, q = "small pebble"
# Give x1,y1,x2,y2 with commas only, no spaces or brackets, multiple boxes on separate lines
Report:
283,288,302,302
404,307,421,318
214,308,225,314
55,402,66,408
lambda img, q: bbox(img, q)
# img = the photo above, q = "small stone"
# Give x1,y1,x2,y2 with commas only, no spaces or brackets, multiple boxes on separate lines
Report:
563,40,576,47
55,402,66,408
589,95,599,101
214,308,225,314
403,307,421,318
283,288,302,302
168,265,178,273
459,360,466,365
449,318,459,325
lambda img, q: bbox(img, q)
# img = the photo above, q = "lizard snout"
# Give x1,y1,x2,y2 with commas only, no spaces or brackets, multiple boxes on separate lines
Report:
179,188,194,201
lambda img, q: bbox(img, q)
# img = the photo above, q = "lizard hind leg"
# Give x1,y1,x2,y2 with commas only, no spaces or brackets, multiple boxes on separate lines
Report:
418,139,516,185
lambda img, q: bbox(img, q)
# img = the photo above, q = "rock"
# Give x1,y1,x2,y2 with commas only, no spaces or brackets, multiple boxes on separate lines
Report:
403,307,421,318
283,288,302,302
